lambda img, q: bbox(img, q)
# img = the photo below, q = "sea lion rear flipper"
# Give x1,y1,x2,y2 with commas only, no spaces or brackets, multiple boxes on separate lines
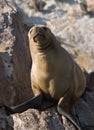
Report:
57,97,81,130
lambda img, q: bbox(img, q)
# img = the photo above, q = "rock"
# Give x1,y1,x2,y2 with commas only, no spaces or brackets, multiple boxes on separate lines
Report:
8,108,64,130
0,54,7,106
75,87,94,130
26,0,46,11
0,108,13,130
0,108,65,130
86,72,94,88
0,0,32,106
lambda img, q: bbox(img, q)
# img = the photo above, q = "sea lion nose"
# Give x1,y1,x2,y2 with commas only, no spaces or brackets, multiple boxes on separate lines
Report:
41,26,47,31
35,26,47,32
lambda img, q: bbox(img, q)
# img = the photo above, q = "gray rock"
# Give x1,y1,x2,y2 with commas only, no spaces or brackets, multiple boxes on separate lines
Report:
0,0,32,106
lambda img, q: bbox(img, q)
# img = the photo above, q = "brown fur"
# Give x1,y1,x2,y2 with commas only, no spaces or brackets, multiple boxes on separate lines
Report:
28,25,86,102
28,25,86,130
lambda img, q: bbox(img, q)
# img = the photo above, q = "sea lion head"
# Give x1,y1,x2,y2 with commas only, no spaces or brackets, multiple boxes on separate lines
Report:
28,25,55,50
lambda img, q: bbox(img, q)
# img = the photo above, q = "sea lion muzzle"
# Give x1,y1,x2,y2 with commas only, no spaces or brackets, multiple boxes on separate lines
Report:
33,33,46,43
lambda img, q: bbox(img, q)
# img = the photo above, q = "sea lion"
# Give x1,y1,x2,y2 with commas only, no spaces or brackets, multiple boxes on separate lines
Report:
1,25,86,130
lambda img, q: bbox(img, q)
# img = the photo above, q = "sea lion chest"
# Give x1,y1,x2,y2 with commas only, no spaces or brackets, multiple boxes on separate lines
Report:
31,47,74,100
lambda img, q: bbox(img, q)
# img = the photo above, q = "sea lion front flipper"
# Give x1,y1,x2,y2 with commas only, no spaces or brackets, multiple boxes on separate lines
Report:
57,97,81,130
0,93,43,115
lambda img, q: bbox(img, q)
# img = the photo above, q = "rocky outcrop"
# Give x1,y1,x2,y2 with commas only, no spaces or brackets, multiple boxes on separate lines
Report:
0,54,6,106
0,0,32,106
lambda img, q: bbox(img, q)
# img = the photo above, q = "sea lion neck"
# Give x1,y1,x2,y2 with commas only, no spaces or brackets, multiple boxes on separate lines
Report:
30,40,56,59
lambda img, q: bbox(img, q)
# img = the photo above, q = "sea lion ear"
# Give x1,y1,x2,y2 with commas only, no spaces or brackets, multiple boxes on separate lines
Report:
28,25,35,34
29,29,33,34
28,28,33,38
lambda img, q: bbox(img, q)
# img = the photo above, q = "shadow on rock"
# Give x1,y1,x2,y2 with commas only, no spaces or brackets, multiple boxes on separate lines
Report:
0,108,14,130
74,71,94,130
56,0,74,5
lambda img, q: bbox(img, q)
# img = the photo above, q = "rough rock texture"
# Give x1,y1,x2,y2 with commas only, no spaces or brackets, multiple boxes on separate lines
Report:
0,0,32,106
0,54,6,106
26,0,46,11
0,0,94,130
75,87,94,130
0,108,65,130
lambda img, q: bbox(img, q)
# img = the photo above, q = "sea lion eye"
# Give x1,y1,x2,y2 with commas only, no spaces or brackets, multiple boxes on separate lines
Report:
42,27,47,31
